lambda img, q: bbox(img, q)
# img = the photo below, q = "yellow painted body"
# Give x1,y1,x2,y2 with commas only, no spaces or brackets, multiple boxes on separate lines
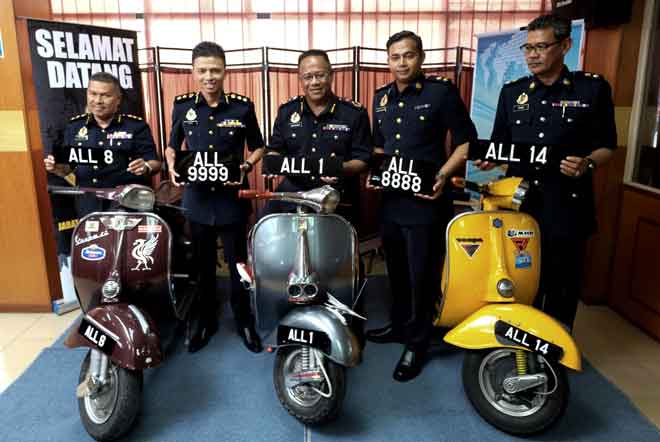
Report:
443,304,582,371
435,176,582,371
436,210,540,327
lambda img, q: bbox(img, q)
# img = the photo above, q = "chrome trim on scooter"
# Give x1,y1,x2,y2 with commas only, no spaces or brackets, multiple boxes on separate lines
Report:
502,373,548,394
128,304,150,335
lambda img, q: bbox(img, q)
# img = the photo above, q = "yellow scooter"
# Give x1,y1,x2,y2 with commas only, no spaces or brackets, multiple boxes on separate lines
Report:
436,176,581,436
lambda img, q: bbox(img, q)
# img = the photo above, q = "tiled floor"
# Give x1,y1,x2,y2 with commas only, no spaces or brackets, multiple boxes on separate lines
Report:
0,304,658,428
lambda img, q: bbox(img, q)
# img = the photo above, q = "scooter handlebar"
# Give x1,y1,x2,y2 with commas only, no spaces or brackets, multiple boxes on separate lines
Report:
238,189,275,200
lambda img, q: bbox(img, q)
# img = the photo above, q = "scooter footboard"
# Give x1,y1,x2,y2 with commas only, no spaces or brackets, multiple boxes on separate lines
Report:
64,303,162,370
277,306,361,368
443,304,581,371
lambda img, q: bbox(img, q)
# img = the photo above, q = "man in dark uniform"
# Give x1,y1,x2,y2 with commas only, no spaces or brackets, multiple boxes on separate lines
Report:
165,41,265,353
44,72,160,216
487,14,617,330
366,31,477,382
265,49,372,228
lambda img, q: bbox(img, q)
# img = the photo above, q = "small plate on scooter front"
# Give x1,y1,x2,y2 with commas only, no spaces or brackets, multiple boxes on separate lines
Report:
494,321,563,360
277,325,331,353
78,318,116,355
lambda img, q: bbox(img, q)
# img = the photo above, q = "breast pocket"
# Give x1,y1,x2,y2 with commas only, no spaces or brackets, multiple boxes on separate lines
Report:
321,130,351,157
560,104,591,129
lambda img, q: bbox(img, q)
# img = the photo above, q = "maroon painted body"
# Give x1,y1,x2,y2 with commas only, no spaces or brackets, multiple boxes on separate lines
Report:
65,211,173,369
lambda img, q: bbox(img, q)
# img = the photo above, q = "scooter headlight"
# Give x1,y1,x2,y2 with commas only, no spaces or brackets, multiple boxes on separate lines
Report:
118,185,155,211
102,279,121,299
497,278,514,298
512,180,529,211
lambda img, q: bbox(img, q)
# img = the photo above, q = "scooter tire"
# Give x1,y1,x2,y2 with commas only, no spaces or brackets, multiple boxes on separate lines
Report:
274,346,346,425
78,350,143,442
462,348,569,436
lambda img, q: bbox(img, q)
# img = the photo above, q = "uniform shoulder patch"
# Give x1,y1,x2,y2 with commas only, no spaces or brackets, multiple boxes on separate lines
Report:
338,97,363,109
68,113,87,122
428,76,452,84
175,92,196,102
227,92,251,103
504,76,529,87
286,95,303,103
375,82,392,93
122,114,143,121
575,71,603,80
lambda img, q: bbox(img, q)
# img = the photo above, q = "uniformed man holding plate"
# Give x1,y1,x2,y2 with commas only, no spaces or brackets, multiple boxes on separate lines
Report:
165,41,265,353
366,31,477,382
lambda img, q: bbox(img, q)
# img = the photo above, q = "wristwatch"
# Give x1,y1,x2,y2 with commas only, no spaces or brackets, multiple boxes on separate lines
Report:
435,170,447,180
143,162,153,174
243,160,254,173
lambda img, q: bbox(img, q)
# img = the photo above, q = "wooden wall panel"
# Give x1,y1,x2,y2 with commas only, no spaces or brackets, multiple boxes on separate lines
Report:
0,151,52,311
610,187,660,340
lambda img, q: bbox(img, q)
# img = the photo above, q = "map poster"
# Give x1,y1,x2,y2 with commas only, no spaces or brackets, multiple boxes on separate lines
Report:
470,20,585,139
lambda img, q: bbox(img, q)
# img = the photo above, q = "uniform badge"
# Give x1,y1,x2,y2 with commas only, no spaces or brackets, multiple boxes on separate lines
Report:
562,78,571,86
76,126,88,140
516,92,529,105
290,112,301,123
379,94,388,107
186,108,197,121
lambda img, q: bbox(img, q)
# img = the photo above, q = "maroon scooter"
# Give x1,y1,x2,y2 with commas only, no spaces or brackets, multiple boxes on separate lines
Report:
50,182,194,441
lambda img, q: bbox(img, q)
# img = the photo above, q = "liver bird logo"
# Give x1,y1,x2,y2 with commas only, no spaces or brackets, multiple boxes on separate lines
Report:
131,234,159,271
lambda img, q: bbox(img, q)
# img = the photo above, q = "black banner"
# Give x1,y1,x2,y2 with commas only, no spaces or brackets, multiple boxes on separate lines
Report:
27,19,144,157
369,154,437,195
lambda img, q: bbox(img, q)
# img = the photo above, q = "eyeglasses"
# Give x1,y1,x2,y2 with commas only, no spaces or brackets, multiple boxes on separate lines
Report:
519,40,564,54
300,72,331,82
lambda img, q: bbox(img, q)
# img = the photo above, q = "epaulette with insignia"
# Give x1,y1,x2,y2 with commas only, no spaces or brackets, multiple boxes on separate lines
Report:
428,76,452,84
503,76,530,87
69,113,87,121
338,97,363,109
375,82,392,93
122,114,143,121
175,92,196,102
286,95,303,103
576,71,603,80
227,92,251,103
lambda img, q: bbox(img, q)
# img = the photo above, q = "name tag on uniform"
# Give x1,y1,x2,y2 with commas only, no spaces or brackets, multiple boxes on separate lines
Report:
262,155,343,177
55,146,123,167
368,154,436,195
175,151,241,184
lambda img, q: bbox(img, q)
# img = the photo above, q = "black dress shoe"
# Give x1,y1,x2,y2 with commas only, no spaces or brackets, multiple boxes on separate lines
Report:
237,323,262,353
186,318,218,353
393,347,425,382
366,324,402,344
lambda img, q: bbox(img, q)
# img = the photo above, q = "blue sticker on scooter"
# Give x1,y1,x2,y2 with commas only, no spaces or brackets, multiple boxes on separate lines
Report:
493,218,503,228
515,252,532,269
81,244,106,261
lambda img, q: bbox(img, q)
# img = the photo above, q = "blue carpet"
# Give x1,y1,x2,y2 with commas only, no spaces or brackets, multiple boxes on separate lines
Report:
0,276,659,442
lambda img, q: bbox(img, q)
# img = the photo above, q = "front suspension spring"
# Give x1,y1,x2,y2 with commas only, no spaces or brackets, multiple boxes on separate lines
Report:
515,349,528,375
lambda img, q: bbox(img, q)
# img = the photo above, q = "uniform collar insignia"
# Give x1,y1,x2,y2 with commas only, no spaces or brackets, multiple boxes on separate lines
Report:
379,93,388,107
415,81,422,90
528,81,536,91
562,78,571,86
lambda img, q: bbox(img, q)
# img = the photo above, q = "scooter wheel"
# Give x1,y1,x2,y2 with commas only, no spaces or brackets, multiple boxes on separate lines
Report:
78,350,143,441
274,346,346,425
462,348,569,436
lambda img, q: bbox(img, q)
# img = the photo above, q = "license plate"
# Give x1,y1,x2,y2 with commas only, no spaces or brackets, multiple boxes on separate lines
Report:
277,325,331,353
494,320,563,360
78,318,116,354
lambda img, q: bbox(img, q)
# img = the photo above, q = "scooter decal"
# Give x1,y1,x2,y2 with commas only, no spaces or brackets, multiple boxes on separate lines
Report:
506,229,534,238
515,252,532,269
456,238,483,258
84,220,99,232
510,237,529,252
75,230,109,246
131,234,159,271
81,244,106,261
138,224,162,233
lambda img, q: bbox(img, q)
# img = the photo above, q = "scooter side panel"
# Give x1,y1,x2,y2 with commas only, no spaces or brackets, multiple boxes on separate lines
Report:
437,211,540,328
443,303,581,371
250,214,358,336
71,212,172,313
64,303,162,370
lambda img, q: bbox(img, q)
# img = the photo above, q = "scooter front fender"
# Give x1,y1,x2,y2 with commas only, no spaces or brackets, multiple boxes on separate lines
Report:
443,304,581,371
279,306,362,368
64,303,162,370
